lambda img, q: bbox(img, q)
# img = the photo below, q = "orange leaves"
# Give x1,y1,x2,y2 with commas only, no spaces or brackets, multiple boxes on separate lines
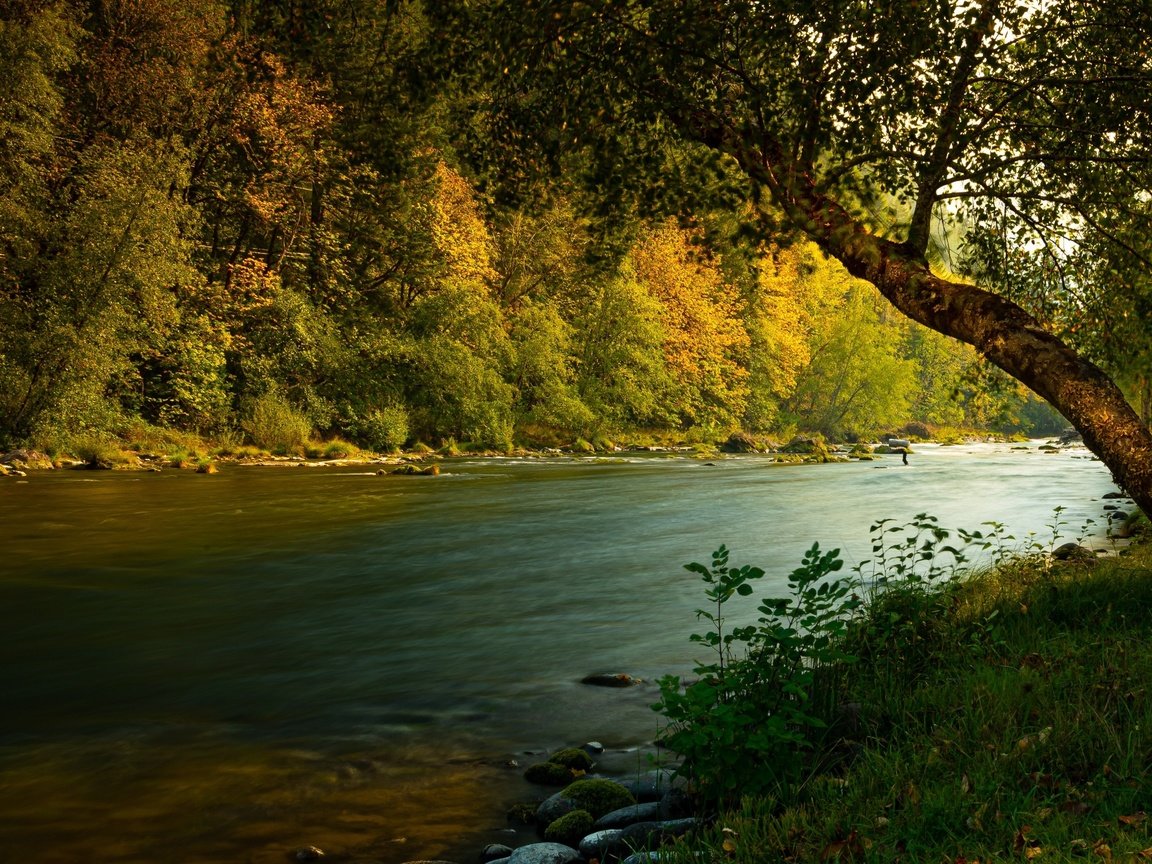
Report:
631,221,750,425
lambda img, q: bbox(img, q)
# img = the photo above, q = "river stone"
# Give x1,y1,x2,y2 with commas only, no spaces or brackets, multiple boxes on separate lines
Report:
507,842,582,864
582,741,604,754
481,844,514,862
1052,542,1095,562
620,769,682,802
594,801,663,829
1102,491,1128,499
536,791,577,825
578,829,625,859
580,673,641,688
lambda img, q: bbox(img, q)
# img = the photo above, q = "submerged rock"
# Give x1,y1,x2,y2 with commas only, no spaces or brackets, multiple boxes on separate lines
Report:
507,842,582,864
580,673,642,688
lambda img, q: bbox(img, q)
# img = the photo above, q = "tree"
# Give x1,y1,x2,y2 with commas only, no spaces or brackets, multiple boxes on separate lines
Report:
469,0,1152,514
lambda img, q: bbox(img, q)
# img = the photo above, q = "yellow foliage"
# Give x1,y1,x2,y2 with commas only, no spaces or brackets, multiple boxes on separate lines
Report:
430,161,497,290
632,221,750,427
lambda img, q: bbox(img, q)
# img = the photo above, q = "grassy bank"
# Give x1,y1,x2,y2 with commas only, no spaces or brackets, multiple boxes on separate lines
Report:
657,535,1152,863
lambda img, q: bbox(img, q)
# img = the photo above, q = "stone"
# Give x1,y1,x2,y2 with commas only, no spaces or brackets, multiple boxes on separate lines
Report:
1052,542,1095,562
594,801,663,829
580,673,642,688
582,741,604,754
480,844,513,862
0,449,53,470
578,829,625,860
620,770,676,803
547,748,595,771
620,854,664,864
524,762,574,786
719,432,760,453
543,809,594,846
535,792,577,825
1102,491,1129,499
507,842,582,864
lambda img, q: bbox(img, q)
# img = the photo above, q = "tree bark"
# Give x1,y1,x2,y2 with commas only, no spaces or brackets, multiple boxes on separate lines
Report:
693,119,1152,516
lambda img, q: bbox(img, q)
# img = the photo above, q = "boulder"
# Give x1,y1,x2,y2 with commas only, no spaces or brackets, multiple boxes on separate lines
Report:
619,770,679,803
507,843,582,864
1052,542,1095,562
578,820,697,861
581,673,642,688
536,778,635,826
535,792,577,826
524,762,575,786
0,449,54,470
547,748,595,771
481,844,514,862
1102,491,1129,500
594,801,663,829
719,432,760,453
578,829,625,860
543,809,594,847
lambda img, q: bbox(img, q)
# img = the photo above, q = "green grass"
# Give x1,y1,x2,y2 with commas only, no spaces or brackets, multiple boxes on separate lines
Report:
665,547,1152,863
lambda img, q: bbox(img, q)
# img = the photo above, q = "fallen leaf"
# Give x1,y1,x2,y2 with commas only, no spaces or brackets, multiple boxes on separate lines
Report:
961,773,971,795
1119,812,1148,827
1015,826,1034,854
1060,801,1092,816
722,837,737,855
1025,846,1044,859
1136,848,1152,859
1093,839,1112,861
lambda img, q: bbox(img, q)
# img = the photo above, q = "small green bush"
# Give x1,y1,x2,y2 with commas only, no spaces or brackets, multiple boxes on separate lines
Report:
561,779,635,819
543,809,594,846
655,543,860,803
355,406,409,453
243,391,312,453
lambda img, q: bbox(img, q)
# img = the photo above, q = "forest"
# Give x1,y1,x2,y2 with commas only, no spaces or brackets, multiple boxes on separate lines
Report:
0,0,1075,460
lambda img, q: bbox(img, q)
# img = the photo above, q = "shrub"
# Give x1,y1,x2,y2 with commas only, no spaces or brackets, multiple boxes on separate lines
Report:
243,391,312,453
354,406,409,453
654,544,861,803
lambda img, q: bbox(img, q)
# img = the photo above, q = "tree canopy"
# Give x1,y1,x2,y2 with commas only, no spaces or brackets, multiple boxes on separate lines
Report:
460,0,1152,512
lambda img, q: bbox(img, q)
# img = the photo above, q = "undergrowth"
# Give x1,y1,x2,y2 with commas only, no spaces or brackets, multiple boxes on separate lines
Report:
655,514,1152,863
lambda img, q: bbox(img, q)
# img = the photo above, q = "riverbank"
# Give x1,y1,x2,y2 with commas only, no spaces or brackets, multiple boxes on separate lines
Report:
661,540,1152,864
0,425,1043,477
455,539,1152,864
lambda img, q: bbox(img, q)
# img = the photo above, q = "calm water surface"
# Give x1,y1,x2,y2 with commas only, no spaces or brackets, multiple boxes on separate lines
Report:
0,443,1124,862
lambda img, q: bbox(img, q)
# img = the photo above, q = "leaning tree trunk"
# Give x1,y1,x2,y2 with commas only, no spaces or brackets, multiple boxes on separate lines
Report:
697,123,1152,518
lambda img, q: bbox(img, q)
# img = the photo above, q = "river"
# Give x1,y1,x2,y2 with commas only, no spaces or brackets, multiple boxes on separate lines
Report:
0,441,1126,862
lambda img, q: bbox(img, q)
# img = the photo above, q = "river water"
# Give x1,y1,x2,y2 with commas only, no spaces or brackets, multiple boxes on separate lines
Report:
0,442,1125,862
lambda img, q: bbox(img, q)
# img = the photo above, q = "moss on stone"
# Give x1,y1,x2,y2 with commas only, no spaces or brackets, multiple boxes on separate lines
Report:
543,808,594,846
548,747,595,771
561,778,635,819
524,761,575,785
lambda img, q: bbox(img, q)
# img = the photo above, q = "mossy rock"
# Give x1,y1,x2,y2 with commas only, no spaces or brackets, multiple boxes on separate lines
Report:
524,762,575,786
506,802,537,825
562,778,635,819
548,747,595,771
543,809,594,846
849,442,873,455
